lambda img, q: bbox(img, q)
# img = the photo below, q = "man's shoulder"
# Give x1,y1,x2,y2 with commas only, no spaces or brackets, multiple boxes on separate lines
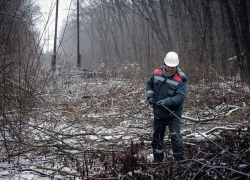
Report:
153,66,164,75
177,67,187,80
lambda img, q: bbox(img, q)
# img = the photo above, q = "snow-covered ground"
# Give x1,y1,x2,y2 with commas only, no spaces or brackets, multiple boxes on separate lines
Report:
1,69,249,179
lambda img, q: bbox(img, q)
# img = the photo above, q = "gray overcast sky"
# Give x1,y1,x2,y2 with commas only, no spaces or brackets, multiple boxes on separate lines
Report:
37,0,72,52
38,0,72,27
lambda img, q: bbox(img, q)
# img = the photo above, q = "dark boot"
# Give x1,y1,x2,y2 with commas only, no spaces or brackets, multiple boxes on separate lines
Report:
153,148,164,162
174,152,185,161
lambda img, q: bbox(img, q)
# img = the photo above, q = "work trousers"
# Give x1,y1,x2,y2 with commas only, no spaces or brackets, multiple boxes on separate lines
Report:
152,116,185,161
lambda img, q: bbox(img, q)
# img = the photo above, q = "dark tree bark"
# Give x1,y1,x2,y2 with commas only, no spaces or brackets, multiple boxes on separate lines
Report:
159,0,173,49
222,0,243,74
200,1,207,64
237,0,250,73
131,0,169,50
219,0,228,72
206,0,215,65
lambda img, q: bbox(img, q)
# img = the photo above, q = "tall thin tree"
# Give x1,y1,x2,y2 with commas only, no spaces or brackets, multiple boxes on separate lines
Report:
52,0,59,72
77,0,81,68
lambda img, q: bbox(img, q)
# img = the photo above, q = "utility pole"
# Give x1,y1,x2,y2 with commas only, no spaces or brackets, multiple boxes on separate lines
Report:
47,30,50,53
51,0,59,72
77,0,81,68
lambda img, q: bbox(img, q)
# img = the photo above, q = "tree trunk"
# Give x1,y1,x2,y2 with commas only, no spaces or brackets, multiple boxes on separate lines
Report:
237,0,250,75
206,0,215,65
159,0,173,49
200,1,207,64
219,0,228,73
222,0,244,76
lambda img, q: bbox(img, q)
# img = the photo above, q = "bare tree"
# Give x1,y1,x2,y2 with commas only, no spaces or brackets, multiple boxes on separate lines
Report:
58,0,250,83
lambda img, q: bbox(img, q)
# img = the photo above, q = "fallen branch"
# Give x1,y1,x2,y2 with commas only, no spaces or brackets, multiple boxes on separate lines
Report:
183,135,220,142
226,106,242,116
191,155,217,180
182,116,214,122
36,165,118,179
36,165,80,177
183,126,247,142
215,104,243,116
205,126,247,135
20,168,54,178
188,159,250,178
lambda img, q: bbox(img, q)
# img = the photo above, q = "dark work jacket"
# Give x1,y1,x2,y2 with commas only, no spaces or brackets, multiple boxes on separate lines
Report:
146,66,188,119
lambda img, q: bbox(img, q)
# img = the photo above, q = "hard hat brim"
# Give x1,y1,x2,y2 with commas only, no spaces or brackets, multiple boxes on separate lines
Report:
164,58,179,67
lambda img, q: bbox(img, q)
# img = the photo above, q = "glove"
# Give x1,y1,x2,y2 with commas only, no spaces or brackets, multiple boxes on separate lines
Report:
148,97,155,105
156,99,166,106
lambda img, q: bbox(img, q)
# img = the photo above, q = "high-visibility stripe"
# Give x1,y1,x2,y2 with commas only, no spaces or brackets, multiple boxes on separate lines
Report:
173,73,182,82
166,79,179,86
154,76,165,81
154,69,163,75
178,68,185,76
154,149,164,153
147,90,154,95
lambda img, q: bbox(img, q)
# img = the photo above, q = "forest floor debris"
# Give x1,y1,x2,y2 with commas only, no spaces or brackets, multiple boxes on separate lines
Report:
0,71,249,179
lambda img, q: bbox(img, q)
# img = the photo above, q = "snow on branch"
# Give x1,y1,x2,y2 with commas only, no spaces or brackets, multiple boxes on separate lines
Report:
182,116,214,122
183,126,247,142
215,104,243,116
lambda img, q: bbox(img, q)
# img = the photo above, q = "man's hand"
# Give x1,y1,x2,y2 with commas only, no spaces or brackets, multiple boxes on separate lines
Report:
148,97,155,105
156,100,166,106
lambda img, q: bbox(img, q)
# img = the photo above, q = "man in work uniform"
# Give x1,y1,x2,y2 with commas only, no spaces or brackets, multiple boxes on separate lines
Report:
146,51,187,162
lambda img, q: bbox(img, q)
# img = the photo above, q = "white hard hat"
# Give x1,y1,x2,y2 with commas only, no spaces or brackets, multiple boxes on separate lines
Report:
164,51,179,67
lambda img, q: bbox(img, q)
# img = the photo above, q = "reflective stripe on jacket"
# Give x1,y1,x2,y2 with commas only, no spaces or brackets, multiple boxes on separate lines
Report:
146,66,188,119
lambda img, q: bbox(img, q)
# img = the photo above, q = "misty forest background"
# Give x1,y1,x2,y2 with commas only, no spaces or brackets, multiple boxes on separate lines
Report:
0,0,250,179
59,0,250,81
1,0,250,99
